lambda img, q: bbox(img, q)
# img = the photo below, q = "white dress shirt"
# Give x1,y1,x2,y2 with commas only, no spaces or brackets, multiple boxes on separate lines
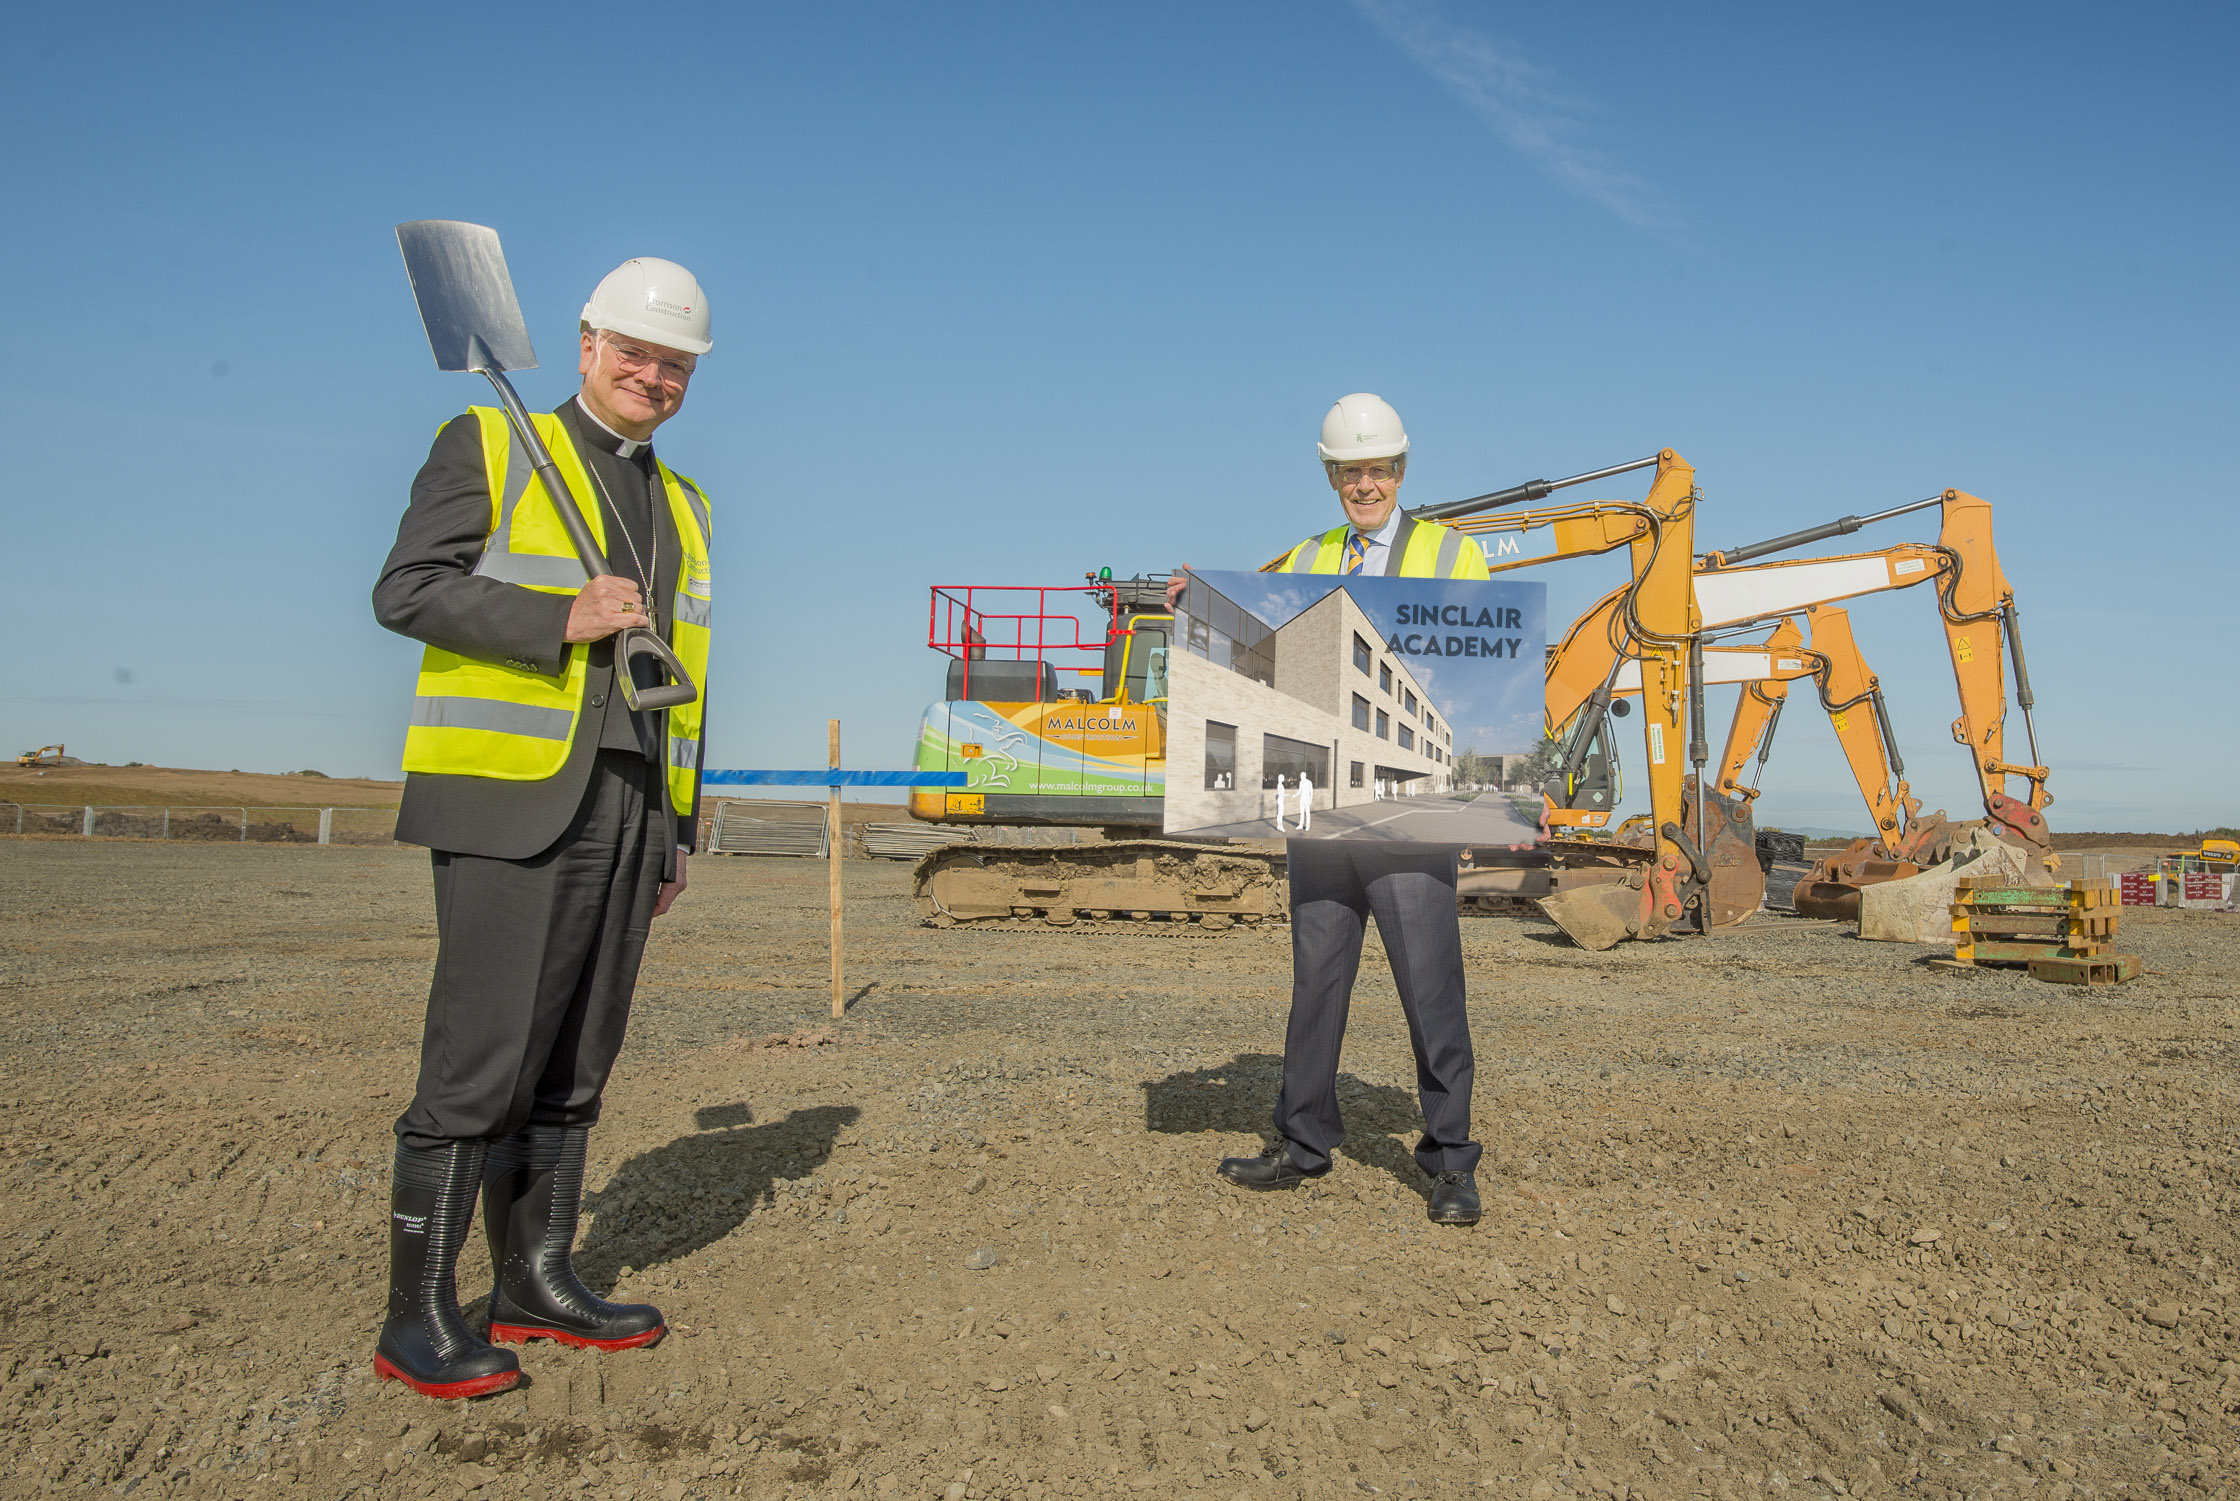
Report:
1348,511,1405,576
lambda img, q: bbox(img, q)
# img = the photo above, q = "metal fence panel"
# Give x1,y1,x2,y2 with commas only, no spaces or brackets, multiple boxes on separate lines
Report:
0,803,397,844
709,799,829,857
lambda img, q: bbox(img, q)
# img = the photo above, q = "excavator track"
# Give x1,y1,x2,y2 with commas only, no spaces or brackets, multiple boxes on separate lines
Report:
912,839,1289,932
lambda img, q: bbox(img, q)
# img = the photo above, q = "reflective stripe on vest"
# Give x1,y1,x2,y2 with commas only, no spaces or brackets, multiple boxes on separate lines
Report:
1276,517,1488,578
409,696,574,740
472,427,592,589
402,408,713,816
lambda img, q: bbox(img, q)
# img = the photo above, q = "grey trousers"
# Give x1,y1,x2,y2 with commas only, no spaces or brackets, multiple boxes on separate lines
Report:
396,750,667,1149
1273,841,1481,1176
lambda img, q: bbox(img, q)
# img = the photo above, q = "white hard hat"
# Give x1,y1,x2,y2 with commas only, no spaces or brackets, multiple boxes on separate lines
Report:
1317,393,1409,463
581,257,712,356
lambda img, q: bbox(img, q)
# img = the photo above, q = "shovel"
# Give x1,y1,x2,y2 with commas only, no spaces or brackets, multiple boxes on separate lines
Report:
394,219,697,713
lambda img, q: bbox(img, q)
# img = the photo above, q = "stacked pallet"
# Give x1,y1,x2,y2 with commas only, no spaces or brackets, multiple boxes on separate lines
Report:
1949,876,2138,985
859,822,964,860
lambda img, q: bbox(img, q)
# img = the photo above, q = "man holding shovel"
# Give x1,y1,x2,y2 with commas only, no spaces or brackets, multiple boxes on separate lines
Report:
371,251,715,1399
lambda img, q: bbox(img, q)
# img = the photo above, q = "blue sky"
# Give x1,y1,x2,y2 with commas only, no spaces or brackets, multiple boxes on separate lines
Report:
4,2,2233,833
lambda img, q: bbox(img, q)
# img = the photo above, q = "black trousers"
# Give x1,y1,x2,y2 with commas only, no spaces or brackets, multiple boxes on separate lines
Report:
395,750,667,1150
1272,841,1481,1176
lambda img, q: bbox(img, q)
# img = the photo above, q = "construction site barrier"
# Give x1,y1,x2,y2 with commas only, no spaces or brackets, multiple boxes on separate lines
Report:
2117,869,2237,908
707,799,829,857
0,804,397,845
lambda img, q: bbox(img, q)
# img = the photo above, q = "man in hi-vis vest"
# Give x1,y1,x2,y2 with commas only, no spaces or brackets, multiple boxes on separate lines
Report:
1173,394,1490,1228
370,258,714,1399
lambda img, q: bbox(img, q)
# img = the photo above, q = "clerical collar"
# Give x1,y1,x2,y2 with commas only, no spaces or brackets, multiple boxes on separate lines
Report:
572,396,651,460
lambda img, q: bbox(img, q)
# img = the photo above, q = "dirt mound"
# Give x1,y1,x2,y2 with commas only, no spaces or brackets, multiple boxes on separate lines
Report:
0,762,401,810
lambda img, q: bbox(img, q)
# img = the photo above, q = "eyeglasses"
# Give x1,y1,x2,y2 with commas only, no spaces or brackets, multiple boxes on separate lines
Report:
598,335,697,384
1332,462,1402,485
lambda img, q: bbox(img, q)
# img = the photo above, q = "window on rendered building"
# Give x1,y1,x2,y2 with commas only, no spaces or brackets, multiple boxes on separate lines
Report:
1261,734,1329,791
1203,721,1236,790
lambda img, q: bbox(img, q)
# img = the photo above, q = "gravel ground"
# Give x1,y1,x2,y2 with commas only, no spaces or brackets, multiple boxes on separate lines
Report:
1,839,2235,1501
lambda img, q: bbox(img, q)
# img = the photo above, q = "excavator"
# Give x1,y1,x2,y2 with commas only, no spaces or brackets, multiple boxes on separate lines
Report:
1511,488,2052,934
904,572,1297,930
1702,607,1979,917
1692,606,2006,917
908,449,1742,947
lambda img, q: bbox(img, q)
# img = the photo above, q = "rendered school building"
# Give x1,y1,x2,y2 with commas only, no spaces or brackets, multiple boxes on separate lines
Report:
1166,579,1454,834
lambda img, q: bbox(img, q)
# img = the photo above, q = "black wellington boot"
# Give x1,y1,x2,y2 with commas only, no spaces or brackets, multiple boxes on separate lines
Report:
374,1140,521,1399
484,1124,664,1351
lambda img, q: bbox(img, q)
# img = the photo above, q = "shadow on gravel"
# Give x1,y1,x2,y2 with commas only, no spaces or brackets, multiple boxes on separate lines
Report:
1516,928,1578,947
573,1102,860,1288
1142,1054,1429,1189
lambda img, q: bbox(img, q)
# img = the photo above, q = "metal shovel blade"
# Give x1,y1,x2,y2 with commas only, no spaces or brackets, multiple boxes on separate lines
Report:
396,220,538,375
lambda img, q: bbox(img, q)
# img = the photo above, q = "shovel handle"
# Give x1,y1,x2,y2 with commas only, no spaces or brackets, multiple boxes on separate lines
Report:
616,628,699,711
476,367,614,579
474,368,698,709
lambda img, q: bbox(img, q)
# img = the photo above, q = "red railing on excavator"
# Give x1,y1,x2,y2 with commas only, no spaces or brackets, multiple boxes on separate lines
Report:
926,583,1123,701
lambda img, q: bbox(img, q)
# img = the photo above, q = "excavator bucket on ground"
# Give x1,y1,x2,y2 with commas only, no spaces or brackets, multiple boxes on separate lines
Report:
1531,781,1763,949
1539,881,1645,952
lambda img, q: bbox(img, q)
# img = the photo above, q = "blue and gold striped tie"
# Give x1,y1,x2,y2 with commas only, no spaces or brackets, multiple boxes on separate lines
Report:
1342,533,1366,575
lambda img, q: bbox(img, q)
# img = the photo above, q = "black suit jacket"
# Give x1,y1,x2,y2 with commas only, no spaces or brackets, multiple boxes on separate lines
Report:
374,398,703,861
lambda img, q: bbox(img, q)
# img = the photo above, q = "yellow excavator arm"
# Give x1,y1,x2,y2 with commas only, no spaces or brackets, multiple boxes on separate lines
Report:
1713,617,1806,803
1543,488,2052,856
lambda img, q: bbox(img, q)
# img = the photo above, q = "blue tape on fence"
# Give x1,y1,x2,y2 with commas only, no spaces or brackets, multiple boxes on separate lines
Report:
702,770,969,787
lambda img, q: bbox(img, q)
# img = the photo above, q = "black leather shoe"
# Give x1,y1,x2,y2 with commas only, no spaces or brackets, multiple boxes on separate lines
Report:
374,1141,522,1400
1216,1143,1329,1190
483,1125,665,1352
1427,1170,1481,1226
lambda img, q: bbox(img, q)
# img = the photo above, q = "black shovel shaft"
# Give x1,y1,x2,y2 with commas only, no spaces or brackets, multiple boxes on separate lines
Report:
477,367,615,579
479,367,701,709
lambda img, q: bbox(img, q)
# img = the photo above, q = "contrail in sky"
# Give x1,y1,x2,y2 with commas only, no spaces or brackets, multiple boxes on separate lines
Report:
1349,0,1664,229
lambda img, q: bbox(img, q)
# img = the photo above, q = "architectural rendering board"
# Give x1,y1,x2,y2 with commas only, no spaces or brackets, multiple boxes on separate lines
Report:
1166,570,1546,844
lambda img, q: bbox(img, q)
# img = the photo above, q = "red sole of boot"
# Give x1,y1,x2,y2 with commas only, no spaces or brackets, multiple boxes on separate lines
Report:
373,1354,521,1400
488,1321,665,1352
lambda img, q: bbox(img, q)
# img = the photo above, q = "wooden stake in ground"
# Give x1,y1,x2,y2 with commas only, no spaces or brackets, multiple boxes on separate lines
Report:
829,718,845,1020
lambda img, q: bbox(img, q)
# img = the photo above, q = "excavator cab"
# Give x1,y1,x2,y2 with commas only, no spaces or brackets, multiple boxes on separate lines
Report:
1090,576,1174,708
1543,697,1626,827
1102,615,1171,706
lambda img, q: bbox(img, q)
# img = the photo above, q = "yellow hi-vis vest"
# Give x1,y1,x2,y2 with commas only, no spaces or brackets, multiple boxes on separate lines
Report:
1277,516,1491,579
401,407,713,817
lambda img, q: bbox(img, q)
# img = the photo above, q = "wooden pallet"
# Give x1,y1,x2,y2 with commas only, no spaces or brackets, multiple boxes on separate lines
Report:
1949,877,2137,983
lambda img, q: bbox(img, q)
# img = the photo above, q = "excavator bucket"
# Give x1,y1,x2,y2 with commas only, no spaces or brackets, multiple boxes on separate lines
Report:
1539,881,1647,952
1690,783,1766,928
1792,838,1920,921
1536,781,1761,948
